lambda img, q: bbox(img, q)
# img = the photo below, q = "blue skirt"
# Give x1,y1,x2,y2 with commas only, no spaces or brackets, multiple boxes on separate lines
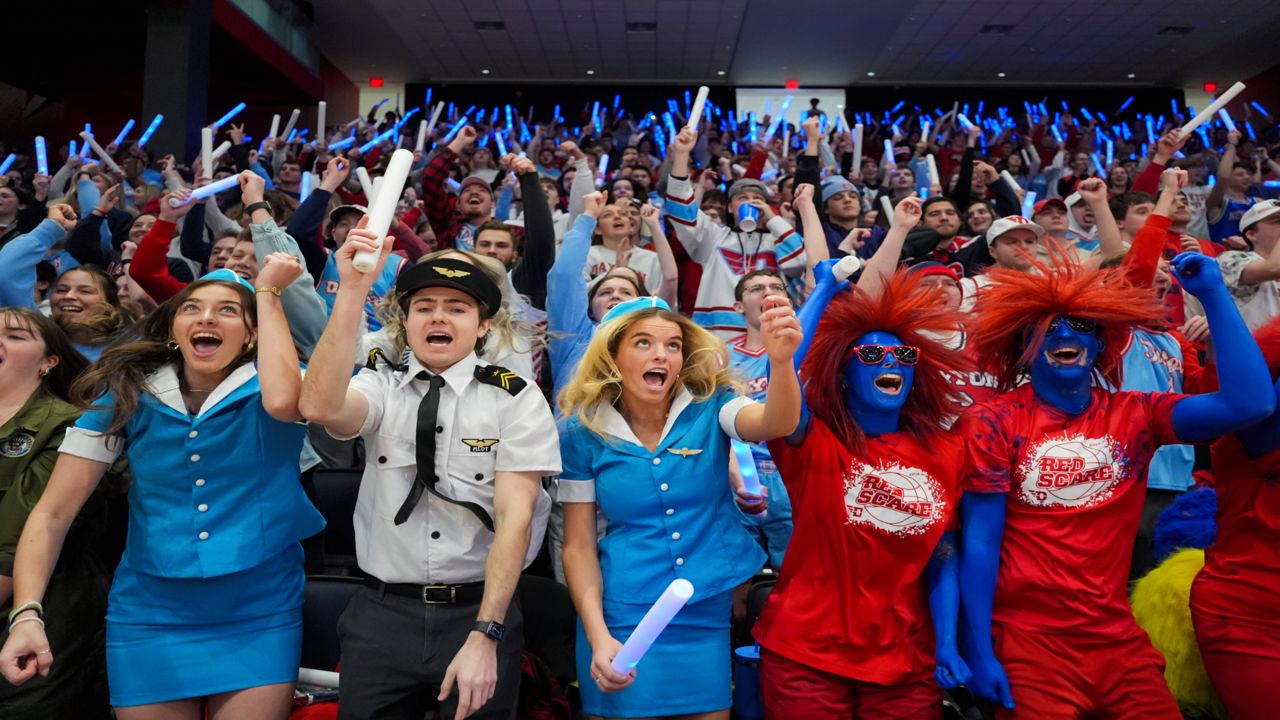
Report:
105,545,305,707
577,590,733,718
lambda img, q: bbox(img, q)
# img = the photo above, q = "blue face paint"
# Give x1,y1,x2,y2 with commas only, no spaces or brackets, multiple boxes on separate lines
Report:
1029,315,1102,414
843,330,914,437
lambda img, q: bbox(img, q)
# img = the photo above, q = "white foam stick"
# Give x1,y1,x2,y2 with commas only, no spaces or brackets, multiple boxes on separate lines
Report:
880,195,894,219
77,131,124,176
425,101,445,137
883,138,895,167
279,108,301,142
355,166,375,200
921,120,931,142
1217,108,1237,133
168,174,240,207
200,128,213,180
1180,82,1245,136
415,120,429,152
781,124,790,158
354,149,413,272
268,113,280,139
926,154,940,187
315,101,326,145
210,140,232,162
371,176,385,206
1000,169,1019,190
298,668,339,688
685,86,710,129
852,123,864,165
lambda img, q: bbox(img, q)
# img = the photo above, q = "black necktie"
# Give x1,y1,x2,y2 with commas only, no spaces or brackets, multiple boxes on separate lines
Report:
393,371,495,531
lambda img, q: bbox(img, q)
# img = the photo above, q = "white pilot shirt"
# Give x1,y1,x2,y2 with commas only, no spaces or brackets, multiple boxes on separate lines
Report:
332,351,560,584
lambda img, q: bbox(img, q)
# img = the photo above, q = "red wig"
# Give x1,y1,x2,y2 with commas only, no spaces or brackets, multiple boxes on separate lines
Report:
801,271,971,452
968,252,1166,392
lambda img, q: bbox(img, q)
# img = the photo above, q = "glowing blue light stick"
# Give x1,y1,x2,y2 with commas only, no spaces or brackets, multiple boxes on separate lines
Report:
978,101,985,115
553,104,561,122
763,95,793,139
212,102,246,128
1061,100,1070,111
447,102,456,119
663,112,677,143
1078,107,1093,122
0,154,14,175
1097,111,1107,123
79,136,93,158
891,100,905,114
328,136,356,151
425,88,432,107
358,127,395,153
1251,101,1269,116
1105,139,1114,167
957,114,974,130
168,174,241,207
1021,190,1037,219
110,119,135,148
475,108,486,123
598,153,609,178
495,130,507,157
1049,124,1063,142
286,129,298,143
1117,96,1134,115
68,140,77,157
373,98,389,112
1171,98,1180,117
1023,101,1033,116
667,99,679,117
998,106,1008,120
478,134,489,147
440,116,469,144
300,170,312,197
1038,103,1048,116
1218,108,1237,133
731,439,764,513
505,104,514,131
1245,121,1257,140
34,137,48,175
1145,116,1156,142
610,579,695,674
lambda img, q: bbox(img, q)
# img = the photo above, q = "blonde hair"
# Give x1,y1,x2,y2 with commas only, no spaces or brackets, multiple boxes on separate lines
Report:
375,248,544,361
558,308,742,437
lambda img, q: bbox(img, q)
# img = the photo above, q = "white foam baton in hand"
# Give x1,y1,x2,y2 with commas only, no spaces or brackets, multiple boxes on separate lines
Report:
78,131,124,175
315,101,326,146
268,114,280,140
280,108,301,142
168,174,240,207
1217,108,1237,134
880,195,894,219
926,154,940,188
1180,82,1245,136
852,123,863,166
685,86,709,130
355,166,375,201
731,439,766,517
610,579,695,675
353,149,413,273
200,128,213,180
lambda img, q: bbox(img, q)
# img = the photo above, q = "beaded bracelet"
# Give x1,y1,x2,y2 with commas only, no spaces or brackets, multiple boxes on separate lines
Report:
7,601,42,625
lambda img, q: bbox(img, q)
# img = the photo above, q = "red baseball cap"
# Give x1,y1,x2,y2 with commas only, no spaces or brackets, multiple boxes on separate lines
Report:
1032,198,1068,216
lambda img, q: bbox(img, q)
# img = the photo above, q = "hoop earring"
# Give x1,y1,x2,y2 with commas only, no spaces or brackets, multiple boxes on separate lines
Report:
165,339,179,351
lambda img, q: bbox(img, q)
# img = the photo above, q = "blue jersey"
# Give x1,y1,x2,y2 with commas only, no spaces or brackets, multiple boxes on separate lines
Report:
318,252,402,332
1121,329,1194,491
1209,195,1263,243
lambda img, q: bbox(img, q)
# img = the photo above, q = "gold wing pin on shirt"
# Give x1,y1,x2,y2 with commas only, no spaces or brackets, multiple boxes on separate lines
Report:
462,438,500,452
667,447,703,457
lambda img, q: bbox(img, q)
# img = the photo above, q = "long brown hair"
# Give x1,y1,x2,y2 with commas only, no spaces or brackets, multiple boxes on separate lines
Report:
71,279,257,435
0,308,88,403
54,266,139,345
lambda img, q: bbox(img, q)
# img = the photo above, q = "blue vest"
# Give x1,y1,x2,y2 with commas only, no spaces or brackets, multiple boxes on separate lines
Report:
318,252,402,332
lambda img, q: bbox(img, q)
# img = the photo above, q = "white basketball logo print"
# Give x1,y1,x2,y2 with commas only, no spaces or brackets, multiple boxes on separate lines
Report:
1017,434,1127,508
842,460,946,537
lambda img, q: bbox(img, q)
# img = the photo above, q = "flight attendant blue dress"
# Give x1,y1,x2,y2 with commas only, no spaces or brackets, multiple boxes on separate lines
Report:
59,363,325,707
558,387,766,718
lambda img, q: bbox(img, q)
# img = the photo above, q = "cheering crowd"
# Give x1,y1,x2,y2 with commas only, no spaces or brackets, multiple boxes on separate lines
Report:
0,87,1276,720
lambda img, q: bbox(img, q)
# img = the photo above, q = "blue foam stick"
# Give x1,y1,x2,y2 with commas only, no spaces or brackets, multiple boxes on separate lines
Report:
684,90,691,112
286,128,298,143
505,105,514,131
111,119,135,148
463,105,476,118
957,114,974,130
212,102,247,127
978,101,985,115
1038,103,1048,116
34,137,48,175
374,98,389,111
425,88,433,107
300,170,312,197
1097,111,1107,123
731,439,763,501
963,103,970,117
297,129,309,138
495,130,507,157
614,94,621,111
1078,107,1093,122
1050,124,1063,142
1145,116,1156,142
1117,97,1134,116
358,127,395,153
475,108,486,123
0,153,14,175
328,136,356,151
137,114,164,147
891,100,905,114
664,112,677,143
1172,98,1180,116
553,104,561,122
69,140,77,157
1106,139,1114,166
1251,101,1270,116
1023,100,1033,115
1246,121,1257,140
478,134,489,147
447,102,456,119
441,116,469,144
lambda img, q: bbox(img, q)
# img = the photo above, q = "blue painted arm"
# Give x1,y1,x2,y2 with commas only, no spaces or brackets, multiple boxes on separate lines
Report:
0,220,64,309
926,530,970,690
1237,374,1280,456
959,492,1015,709
1170,253,1277,441
793,257,850,373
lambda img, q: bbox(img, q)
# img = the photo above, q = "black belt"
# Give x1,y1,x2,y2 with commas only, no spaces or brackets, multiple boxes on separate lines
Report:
367,578,484,605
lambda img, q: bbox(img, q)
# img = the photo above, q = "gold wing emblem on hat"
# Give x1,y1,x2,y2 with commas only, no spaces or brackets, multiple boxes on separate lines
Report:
434,266,471,278
667,447,703,457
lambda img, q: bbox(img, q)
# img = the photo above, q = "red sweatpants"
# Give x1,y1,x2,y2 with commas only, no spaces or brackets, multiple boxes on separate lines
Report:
758,647,938,720
1191,609,1280,720
993,623,1180,720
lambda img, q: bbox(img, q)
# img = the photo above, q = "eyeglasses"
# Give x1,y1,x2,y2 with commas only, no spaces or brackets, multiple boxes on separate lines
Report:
849,345,921,365
742,283,788,296
1047,317,1098,334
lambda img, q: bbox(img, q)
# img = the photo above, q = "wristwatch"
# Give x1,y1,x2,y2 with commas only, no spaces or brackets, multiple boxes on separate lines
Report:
472,620,505,642
244,201,272,217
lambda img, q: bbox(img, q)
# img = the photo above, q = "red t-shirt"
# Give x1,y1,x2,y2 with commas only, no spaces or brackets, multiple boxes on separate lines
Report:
1192,433,1280,626
757,418,962,684
948,331,1000,413
962,385,1186,636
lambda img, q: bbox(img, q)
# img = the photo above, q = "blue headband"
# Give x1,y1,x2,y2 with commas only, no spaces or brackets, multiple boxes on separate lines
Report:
599,296,671,325
198,268,255,292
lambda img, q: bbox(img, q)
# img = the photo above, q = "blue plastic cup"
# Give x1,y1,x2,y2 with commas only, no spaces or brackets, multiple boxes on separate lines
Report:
737,203,760,232
733,645,764,720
